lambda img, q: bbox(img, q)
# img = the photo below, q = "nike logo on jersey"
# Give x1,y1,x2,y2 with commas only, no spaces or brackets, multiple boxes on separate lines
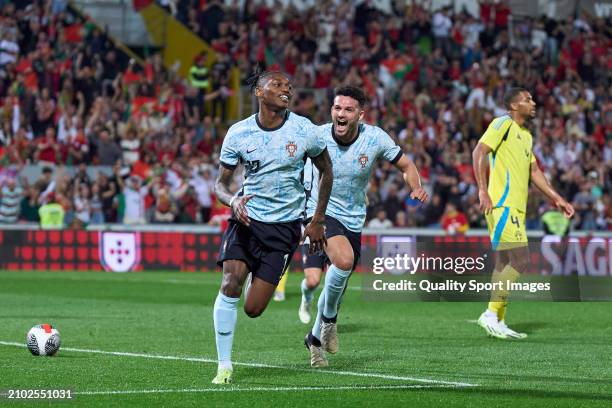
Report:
247,147,257,153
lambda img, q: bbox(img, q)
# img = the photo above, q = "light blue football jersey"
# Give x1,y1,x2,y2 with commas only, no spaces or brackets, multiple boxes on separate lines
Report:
305,123,402,232
220,111,326,223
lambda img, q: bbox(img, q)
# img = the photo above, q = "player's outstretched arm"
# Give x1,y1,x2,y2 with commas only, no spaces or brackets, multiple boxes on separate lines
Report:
393,155,428,203
303,148,333,253
472,142,493,214
530,161,575,219
215,164,253,226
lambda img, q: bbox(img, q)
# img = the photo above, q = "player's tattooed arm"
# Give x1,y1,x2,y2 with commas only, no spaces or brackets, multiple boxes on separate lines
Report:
215,165,253,226
394,155,428,203
530,161,574,219
303,148,333,253
472,142,493,214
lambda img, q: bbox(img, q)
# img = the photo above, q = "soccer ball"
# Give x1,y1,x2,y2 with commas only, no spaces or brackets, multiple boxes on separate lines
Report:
26,324,61,356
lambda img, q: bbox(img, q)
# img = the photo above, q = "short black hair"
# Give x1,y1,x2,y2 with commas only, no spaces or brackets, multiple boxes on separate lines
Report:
247,70,289,91
334,85,367,108
503,87,529,110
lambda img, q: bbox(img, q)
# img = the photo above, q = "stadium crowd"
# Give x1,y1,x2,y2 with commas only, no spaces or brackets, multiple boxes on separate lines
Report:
0,0,610,231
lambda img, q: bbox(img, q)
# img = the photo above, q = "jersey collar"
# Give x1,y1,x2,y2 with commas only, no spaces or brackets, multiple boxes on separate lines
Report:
331,123,364,146
255,110,289,131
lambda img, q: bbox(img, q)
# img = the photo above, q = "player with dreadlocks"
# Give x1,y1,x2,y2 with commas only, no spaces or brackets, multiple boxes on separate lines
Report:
211,70,333,384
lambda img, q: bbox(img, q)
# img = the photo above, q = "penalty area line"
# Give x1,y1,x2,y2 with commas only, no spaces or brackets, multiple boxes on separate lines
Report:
75,384,461,396
0,341,477,388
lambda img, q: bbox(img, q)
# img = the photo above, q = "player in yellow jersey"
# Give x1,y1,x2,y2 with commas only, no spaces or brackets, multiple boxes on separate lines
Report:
472,87,574,339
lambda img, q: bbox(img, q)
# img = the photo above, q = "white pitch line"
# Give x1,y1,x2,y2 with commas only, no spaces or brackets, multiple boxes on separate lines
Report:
0,341,476,387
75,384,458,396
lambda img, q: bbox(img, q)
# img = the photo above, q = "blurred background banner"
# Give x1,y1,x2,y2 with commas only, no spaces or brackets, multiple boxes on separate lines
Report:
1,225,609,274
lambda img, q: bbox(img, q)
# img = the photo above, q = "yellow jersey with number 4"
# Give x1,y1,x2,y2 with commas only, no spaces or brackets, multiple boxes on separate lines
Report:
479,115,536,213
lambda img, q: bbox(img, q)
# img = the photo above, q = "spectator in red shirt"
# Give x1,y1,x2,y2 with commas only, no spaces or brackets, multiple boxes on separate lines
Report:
440,202,469,235
34,127,60,165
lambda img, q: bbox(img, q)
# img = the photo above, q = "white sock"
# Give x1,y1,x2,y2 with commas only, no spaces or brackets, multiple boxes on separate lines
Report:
484,309,498,319
311,291,325,340
301,278,315,303
323,265,351,319
213,292,239,371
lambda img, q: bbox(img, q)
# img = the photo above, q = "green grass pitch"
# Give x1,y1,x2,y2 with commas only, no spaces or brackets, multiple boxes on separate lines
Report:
0,271,611,407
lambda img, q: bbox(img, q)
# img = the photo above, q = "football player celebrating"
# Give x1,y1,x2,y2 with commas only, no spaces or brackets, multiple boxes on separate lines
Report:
212,71,333,383
302,86,428,366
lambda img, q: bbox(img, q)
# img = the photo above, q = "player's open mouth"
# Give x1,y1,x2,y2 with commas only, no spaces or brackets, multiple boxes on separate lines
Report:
279,95,289,103
336,120,348,131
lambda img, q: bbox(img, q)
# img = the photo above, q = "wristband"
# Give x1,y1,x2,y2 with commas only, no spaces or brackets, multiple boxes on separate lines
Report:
229,195,238,208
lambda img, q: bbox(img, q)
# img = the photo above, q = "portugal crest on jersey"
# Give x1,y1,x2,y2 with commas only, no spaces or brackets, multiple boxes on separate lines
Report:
286,141,297,157
358,154,368,168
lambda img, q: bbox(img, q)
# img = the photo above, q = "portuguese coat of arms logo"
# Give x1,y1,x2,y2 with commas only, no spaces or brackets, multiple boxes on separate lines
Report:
286,141,297,157
358,154,368,168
